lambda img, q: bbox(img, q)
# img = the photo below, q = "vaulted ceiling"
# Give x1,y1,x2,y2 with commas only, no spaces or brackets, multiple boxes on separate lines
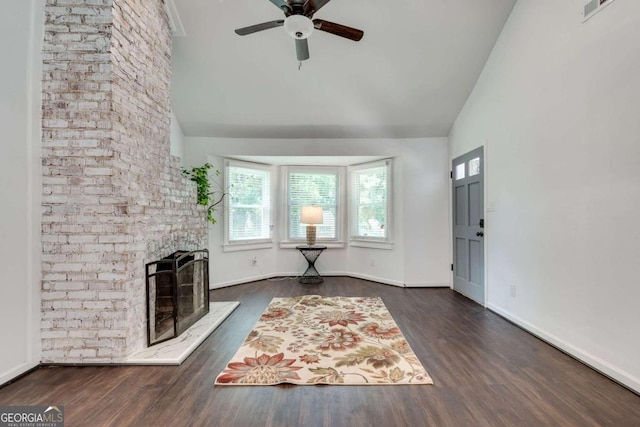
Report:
169,0,516,139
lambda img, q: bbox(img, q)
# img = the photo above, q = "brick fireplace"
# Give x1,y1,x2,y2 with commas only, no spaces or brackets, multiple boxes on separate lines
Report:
40,0,207,363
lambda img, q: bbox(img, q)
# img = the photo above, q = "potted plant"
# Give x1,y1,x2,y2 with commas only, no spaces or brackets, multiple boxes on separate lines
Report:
181,163,227,224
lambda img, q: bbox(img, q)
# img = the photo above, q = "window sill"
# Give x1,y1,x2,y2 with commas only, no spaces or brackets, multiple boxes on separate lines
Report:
279,241,345,249
349,240,394,250
223,242,274,252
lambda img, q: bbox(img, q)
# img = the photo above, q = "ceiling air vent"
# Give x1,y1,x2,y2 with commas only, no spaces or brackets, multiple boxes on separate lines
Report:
583,0,617,22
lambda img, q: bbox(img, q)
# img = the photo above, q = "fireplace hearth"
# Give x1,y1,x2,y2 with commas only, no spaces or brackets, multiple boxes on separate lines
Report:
145,249,209,346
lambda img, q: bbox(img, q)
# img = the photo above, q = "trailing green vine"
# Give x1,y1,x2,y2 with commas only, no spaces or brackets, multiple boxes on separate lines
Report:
181,163,226,224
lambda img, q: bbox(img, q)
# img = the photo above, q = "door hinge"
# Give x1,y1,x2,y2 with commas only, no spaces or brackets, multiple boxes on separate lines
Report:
451,263,454,271
450,171,453,179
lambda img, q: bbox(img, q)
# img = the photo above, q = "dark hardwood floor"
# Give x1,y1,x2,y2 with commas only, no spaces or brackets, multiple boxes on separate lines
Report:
1,277,639,426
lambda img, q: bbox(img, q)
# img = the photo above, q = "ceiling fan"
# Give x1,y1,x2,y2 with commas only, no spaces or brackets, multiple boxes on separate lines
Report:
234,0,364,61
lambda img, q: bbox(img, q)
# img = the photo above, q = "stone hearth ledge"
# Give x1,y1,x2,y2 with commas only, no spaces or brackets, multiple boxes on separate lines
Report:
126,301,240,365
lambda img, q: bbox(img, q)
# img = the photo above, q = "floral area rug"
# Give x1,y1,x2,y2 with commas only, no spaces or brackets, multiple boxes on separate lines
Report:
215,295,433,386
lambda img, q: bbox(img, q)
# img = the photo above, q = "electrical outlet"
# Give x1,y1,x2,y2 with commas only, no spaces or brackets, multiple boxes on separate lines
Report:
252,257,257,266
510,285,517,297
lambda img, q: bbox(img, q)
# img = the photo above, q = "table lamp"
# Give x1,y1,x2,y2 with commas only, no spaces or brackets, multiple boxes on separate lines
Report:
300,206,323,246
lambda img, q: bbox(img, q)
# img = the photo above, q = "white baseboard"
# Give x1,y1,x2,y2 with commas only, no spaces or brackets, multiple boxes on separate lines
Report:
0,361,39,387
210,272,298,289
404,281,450,288
210,272,406,289
210,274,270,289
328,271,405,288
488,303,640,394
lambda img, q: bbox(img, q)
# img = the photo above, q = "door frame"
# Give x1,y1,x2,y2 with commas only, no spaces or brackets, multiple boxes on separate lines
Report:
450,145,487,306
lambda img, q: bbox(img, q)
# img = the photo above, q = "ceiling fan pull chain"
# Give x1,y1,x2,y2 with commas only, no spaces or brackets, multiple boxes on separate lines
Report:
298,61,302,71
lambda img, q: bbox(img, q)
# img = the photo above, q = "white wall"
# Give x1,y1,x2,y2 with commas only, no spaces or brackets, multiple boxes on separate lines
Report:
184,137,449,288
0,0,44,385
400,140,450,287
449,0,640,393
169,109,185,161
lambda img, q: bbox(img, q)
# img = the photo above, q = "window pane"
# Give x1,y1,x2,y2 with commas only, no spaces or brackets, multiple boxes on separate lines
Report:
229,207,263,240
357,204,386,237
468,157,480,176
288,171,338,240
228,166,270,242
352,163,388,240
455,163,465,180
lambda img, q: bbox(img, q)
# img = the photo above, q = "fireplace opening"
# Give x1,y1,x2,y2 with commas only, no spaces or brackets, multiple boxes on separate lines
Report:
145,249,209,346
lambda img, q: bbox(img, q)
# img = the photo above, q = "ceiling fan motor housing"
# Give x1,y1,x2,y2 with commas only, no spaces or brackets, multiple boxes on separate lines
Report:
284,15,314,39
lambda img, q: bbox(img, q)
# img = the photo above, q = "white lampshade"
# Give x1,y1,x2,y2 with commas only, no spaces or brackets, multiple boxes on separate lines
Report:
300,206,323,224
284,15,314,39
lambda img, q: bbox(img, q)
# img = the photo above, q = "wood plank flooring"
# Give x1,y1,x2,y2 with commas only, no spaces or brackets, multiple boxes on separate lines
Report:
1,277,639,426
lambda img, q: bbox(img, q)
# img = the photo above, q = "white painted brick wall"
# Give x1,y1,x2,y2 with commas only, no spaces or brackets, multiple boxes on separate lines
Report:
41,0,207,363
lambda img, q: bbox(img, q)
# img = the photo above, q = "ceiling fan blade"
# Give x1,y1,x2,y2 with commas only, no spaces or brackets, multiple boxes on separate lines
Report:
303,0,331,16
313,19,363,41
268,0,291,12
235,20,285,36
295,38,310,61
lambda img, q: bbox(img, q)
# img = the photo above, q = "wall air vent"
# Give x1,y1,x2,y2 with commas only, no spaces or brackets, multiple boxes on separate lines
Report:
583,0,617,22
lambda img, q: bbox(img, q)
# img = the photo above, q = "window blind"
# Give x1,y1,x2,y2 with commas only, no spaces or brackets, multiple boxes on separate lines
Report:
351,162,389,240
288,171,338,241
227,164,271,243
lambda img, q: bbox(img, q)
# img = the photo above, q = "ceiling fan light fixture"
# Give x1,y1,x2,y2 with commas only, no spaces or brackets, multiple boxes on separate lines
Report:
284,15,314,39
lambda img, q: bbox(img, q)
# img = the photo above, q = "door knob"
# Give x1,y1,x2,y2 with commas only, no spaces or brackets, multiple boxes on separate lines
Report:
476,231,484,237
